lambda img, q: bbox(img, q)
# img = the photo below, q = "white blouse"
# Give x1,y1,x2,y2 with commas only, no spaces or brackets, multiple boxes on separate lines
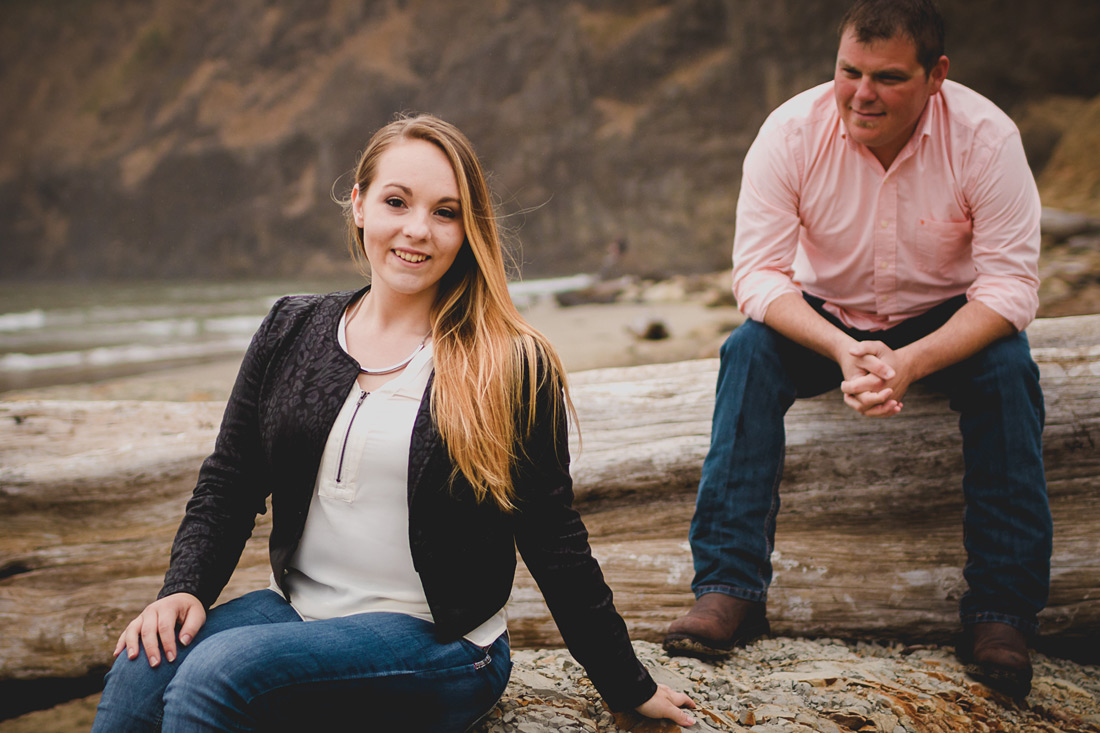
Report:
270,310,507,647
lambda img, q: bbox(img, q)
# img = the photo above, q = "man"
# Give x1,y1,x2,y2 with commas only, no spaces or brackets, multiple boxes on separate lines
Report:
663,0,1052,699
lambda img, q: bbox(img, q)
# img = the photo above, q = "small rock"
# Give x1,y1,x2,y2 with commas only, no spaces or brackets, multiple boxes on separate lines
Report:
627,316,670,340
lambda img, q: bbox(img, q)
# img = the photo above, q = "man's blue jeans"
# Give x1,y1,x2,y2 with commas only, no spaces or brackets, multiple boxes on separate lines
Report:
93,590,512,732
689,295,1052,634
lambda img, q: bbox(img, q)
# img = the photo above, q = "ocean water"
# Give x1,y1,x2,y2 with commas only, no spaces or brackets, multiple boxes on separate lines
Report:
0,275,592,393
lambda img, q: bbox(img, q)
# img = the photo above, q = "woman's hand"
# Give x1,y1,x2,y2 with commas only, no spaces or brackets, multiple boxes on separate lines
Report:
113,592,206,668
635,683,697,727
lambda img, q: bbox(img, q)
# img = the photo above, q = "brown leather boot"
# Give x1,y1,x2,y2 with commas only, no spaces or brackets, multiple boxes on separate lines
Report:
957,622,1033,697
662,593,769,660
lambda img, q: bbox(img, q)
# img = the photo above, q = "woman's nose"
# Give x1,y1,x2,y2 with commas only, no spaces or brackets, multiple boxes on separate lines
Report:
403,209,430,240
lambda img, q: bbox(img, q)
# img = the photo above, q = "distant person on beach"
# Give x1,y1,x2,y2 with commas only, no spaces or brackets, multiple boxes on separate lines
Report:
663,0,1051,699
93,115,695,731
598,237,629,281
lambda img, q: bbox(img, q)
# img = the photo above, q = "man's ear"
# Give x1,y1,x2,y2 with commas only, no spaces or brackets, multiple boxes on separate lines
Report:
352,183,364,228
928,55,949,94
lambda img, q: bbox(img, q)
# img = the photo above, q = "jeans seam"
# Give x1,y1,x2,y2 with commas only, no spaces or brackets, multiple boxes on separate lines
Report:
757,440,784,593
694,584,767,603
960,611,1039,635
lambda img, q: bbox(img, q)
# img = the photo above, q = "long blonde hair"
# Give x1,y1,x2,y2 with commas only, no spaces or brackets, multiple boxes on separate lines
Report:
344,114,574,512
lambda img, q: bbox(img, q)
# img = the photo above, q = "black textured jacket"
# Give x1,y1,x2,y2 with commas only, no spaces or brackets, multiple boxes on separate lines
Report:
158,288,657,711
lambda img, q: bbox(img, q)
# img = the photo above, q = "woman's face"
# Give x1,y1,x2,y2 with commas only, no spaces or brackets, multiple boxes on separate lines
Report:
353,139,466,304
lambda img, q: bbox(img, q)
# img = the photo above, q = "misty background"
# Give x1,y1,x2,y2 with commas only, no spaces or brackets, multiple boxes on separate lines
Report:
2,0,1099,283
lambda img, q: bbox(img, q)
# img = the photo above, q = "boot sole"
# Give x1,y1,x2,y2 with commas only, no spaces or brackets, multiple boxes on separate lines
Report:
962,661,1032,698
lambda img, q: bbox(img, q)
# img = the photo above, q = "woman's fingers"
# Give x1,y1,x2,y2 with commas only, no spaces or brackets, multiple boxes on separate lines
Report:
177,602,207,648
635,684,697,727
112,594,206,667
140,609,164,667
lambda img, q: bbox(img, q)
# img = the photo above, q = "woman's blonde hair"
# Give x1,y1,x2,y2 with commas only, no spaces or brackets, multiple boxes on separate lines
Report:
344,114,573,512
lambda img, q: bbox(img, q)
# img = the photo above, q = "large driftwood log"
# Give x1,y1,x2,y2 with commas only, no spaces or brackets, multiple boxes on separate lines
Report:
1,315,1097,692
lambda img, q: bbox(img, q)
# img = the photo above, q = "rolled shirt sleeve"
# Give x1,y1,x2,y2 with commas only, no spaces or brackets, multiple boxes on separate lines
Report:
731,110,808,323
964,128,1041,332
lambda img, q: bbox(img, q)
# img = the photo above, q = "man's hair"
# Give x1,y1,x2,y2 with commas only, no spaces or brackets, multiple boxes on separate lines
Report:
838,0,945,75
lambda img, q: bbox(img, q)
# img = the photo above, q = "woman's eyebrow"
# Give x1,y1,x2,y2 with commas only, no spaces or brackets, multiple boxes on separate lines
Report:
380,182,459,205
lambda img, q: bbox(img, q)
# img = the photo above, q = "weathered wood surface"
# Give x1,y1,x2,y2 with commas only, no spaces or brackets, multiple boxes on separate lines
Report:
1,315,1097,685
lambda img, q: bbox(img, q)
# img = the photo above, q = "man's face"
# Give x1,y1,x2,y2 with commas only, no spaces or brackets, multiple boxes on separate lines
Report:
834,28,948,168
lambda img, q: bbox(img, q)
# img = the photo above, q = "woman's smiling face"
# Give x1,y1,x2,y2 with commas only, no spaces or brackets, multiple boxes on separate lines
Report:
353,138,466,303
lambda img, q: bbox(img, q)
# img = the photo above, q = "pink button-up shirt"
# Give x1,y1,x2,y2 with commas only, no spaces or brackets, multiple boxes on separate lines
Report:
732,79,1041,333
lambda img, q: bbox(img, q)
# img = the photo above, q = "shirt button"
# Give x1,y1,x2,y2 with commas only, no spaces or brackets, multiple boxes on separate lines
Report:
880,262,889,269
880,220,889,229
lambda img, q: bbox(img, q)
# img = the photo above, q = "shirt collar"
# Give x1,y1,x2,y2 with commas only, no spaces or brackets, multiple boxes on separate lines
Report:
836,89,941,166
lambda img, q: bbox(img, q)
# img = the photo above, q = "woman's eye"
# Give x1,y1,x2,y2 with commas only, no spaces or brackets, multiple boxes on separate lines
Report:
385,197,405,208
436,208,457,219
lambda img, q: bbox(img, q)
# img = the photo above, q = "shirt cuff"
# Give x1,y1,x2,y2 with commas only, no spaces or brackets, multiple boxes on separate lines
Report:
735,270,803,323
966,275,1039,332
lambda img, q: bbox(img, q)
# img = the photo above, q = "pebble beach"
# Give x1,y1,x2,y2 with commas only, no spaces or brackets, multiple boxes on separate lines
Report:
477,639,1100,732
8,638,1097,732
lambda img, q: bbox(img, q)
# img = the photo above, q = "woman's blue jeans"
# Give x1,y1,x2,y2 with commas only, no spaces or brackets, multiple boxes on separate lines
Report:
93,590,511,732
689,295,1052,634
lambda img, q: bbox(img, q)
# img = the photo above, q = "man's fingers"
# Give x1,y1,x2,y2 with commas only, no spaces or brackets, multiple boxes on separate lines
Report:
841,374,886,395
863,360,896,381
844,389,901,417
843,392,866,413
850,354,895,381
864,400,903,417
844,388,892,407
848,341,897,380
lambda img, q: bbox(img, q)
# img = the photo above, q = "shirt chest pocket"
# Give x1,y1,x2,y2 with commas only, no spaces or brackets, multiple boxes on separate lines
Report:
915,218,972,274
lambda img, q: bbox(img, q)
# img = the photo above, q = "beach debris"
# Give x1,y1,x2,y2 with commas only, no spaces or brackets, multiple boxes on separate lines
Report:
1041,207,1100,243
627,316,670,340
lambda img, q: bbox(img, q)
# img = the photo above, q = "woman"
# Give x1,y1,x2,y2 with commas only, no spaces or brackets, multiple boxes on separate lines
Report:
93,114,696,731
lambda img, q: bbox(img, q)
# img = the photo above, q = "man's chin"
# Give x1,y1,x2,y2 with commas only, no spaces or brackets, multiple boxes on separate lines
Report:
845,127,881,146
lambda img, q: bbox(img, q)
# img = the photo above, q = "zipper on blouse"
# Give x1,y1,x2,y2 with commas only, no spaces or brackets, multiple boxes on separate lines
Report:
336,390,368,484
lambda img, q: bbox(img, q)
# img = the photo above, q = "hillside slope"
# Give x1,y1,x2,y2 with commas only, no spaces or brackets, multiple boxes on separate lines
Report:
2,0,1098,280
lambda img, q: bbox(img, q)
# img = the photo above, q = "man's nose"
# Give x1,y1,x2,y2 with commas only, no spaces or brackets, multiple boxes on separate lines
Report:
854,75,877,102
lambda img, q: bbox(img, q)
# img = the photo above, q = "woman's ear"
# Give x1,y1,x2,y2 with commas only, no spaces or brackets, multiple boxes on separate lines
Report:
352,183,365,228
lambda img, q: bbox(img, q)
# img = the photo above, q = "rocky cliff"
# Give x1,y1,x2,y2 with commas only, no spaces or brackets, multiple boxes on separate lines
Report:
2,0,1098,280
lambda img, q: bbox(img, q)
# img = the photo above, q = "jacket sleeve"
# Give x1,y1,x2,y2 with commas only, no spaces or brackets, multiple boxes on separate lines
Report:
157,297,289,607
511,361,657,712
